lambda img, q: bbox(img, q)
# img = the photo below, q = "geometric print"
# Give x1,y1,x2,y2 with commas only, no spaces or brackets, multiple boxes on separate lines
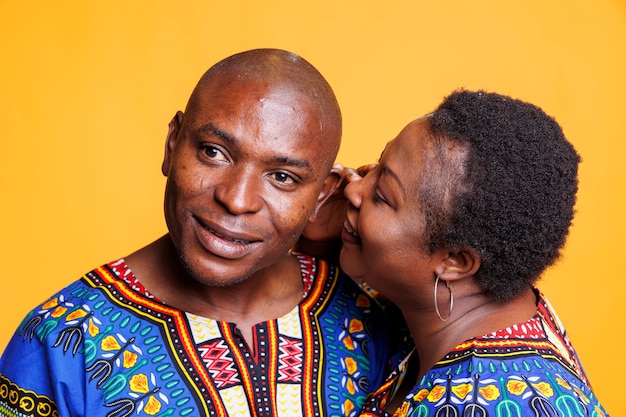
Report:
0,254,399,417
186,313,221,343
359,289,610,417
197,339,240,389
277,336,303,383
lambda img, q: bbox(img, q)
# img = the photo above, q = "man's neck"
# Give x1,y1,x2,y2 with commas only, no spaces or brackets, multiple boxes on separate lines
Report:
125,235,305,343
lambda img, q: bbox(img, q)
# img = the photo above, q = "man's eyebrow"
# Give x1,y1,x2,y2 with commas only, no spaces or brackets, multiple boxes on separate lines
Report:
197,123,235,143
196,123,313,172
272,156,312,171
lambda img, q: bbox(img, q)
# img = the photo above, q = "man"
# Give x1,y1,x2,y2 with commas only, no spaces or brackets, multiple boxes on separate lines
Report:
0,49,403,417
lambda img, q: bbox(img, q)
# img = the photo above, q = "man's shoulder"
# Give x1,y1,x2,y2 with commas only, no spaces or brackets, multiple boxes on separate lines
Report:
31,259,122,303
0,260,122,361
13,259,126,334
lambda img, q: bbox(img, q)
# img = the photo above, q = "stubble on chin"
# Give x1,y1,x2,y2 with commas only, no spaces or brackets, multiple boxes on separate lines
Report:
176,251,252,288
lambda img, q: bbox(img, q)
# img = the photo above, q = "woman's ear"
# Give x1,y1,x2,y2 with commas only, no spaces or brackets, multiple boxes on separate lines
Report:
436,247,481,282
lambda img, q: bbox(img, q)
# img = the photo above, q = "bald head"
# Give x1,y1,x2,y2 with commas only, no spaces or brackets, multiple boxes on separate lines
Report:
185,49,342,169
161,50,345,285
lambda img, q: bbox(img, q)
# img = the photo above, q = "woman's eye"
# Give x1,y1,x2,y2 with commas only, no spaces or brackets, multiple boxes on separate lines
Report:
202,145,228,162
374,189,389,205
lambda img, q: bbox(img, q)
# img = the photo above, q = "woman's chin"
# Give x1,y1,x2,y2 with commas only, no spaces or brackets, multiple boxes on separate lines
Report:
339,249,366,280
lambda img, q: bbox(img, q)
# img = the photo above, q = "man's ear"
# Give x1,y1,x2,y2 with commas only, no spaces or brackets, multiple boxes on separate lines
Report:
161,111,184,176
309,164,344,222
436,247,481,282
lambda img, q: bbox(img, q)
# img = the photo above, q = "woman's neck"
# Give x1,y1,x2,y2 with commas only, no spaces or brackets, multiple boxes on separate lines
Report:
403,286,538,381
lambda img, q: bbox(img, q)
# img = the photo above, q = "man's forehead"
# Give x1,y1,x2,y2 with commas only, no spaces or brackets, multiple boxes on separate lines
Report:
188,76,315,117
184,69,339,172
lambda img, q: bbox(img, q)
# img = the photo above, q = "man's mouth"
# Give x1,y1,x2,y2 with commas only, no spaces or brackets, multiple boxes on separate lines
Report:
192,215,263,259
206,226,253,245
194,215,259,244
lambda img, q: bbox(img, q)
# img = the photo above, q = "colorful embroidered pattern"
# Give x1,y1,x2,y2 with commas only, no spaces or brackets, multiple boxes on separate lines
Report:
0,374,59,417
359,290,610,417
0,254,400,417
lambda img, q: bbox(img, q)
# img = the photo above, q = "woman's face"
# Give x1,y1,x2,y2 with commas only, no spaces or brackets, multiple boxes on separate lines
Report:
340,118,443,303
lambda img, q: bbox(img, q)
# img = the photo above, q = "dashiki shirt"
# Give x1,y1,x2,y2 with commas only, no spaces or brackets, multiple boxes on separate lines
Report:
0,253,403,417
359,289,610,417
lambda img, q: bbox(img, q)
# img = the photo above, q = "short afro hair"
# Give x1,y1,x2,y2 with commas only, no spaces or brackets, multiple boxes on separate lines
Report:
424,90,580,303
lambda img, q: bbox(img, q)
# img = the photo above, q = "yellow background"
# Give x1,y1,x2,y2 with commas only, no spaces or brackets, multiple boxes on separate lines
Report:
1,0,623,413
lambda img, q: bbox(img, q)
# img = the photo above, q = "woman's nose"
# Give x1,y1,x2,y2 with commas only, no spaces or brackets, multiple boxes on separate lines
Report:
344,175,364,209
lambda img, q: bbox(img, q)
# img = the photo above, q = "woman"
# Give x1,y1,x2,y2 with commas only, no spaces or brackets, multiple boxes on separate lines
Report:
300,90,609,416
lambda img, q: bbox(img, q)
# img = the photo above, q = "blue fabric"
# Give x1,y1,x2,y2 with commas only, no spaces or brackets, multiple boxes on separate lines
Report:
0,254,405,417
359,290,610,417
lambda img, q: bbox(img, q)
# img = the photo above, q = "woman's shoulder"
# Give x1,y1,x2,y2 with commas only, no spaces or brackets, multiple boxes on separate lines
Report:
401,347,608,417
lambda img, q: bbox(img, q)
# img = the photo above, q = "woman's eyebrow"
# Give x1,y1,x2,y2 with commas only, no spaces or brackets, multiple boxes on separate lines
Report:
380,163,405,195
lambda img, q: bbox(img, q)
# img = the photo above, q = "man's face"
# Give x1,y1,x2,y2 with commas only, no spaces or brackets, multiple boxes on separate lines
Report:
162,77,335,287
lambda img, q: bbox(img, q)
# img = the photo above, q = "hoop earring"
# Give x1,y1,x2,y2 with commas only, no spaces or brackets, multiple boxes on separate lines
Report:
434,275,454,322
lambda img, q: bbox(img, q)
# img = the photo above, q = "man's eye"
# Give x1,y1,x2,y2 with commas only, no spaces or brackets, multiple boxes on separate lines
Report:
202,145,228,162
272,171,297,185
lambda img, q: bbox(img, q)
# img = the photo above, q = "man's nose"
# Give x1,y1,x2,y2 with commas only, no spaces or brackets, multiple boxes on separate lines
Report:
214,168,264,215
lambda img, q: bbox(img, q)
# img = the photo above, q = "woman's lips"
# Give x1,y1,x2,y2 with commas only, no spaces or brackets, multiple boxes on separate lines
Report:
341,220,361,245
